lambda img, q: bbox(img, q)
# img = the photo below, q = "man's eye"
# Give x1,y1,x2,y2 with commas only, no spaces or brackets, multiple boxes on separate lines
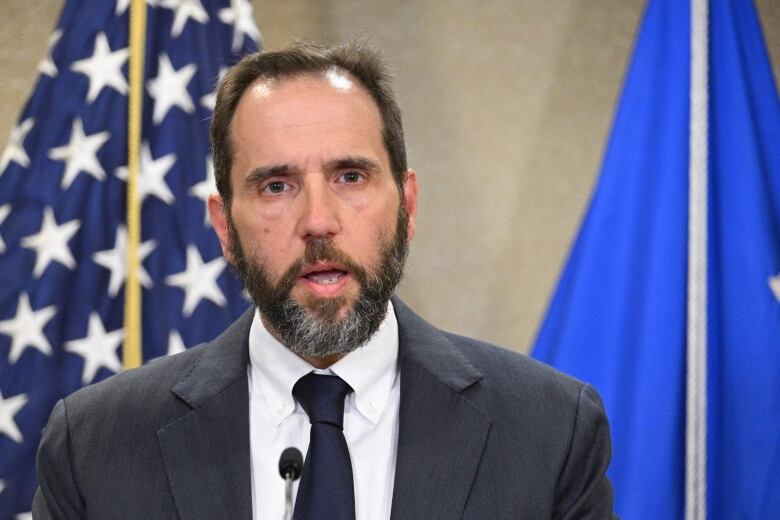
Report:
341,171,363,183
263,181,288,194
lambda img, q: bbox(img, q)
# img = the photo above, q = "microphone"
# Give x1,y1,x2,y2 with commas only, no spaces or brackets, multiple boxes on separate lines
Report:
279,447,303,520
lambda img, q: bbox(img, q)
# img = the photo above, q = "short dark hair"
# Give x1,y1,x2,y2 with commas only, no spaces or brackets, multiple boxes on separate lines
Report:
210,40,408,211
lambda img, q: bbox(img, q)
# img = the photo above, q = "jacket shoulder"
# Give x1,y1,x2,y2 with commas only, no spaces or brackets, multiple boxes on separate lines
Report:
62,344,208,423
442,332,614,517
61,306,254,418
443,331,590,403
392,296,594,409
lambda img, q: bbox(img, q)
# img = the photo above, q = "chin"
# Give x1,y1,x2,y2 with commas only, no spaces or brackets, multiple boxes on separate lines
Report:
299,293,355,323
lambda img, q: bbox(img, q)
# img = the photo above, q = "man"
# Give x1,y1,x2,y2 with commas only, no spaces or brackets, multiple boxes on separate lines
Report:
34,41,614,519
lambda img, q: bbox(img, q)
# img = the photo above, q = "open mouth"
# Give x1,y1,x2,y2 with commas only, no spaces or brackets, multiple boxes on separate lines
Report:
298,263,351,294
303,269,347,285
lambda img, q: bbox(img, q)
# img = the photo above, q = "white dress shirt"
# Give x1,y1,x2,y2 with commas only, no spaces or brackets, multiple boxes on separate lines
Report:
248,301,400,520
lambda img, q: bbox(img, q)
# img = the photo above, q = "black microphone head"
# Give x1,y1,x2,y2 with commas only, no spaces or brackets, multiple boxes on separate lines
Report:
278,447,303,481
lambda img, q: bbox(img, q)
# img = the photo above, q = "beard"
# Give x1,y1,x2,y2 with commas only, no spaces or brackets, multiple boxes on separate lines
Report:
227,203,409,358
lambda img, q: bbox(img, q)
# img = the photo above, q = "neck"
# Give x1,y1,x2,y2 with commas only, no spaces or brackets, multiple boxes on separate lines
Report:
302,353,346,369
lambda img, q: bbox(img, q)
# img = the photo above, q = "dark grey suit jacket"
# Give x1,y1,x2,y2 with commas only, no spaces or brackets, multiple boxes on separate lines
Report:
34,298,614,519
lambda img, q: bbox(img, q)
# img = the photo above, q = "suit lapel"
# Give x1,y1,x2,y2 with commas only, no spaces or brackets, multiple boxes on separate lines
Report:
155,301,490,519
157,309,254,520
390,299,492,519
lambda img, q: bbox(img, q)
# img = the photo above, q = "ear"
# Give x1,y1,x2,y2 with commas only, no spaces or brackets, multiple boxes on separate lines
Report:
402,169,418,241
208,193,234,263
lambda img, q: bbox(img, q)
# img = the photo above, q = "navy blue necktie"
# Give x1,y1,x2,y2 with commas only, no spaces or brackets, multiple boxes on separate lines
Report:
293,373,356,520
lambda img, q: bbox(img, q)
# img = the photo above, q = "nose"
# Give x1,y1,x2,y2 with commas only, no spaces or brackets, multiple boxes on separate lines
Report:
296,176,341,239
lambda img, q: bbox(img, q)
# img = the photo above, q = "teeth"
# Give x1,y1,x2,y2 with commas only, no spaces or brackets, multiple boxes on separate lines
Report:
318,275,339,285
308,272,344,285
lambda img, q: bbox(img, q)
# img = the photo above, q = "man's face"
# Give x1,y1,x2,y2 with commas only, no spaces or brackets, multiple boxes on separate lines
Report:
209,72,418,358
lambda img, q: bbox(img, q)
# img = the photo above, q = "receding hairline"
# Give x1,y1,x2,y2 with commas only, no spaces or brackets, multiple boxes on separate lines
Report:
227,66,387,146
233,66,378,114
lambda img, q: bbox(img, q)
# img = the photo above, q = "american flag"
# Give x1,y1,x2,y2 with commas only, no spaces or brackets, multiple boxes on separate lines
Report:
0,1,259,516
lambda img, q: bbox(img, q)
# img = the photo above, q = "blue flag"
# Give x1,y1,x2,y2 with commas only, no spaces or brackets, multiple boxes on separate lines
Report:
0,1,260,516
708,0,780,516
532,0,780,518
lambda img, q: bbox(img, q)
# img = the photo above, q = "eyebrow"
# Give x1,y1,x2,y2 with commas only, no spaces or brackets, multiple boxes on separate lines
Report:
243,164,294,190
325,156,382,173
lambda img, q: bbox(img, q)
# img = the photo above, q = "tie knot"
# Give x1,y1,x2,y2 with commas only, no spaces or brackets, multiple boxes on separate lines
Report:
293,373,352,429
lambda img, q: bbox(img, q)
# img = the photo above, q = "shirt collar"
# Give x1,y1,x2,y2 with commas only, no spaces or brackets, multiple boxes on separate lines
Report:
248,301,399,426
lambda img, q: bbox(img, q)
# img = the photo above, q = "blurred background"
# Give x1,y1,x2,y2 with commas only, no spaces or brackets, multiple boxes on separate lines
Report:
2,0,779,354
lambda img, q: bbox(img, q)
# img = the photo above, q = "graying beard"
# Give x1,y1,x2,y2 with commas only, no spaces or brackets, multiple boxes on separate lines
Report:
229,201,408,357
275,295,387,357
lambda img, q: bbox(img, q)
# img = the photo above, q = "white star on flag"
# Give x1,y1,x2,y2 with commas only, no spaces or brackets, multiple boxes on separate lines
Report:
0,390,28,444
159,0,209,38
146,53,197,124
165,244,227,317
167,329,187,356
0,204,11,253
115,0,130,15
0,293,57,364
21,207,81,278
48,118,111,189
218,0,261,51
38,29,63,78
93,226,157,297
189,156,216,226
65,313,124,385
0,117,35,174
770,273,780,303
115,142,177,205
200,68,226,111
71,32,129,103
15,513,32,520
0,479,4,494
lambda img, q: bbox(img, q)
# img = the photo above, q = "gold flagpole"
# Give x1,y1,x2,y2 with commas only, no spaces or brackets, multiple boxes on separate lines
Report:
124,0,147,369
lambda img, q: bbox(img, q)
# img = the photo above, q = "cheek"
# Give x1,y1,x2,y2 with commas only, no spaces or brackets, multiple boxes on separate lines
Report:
352,207,398,254
350,185,400,220
232,216,281,260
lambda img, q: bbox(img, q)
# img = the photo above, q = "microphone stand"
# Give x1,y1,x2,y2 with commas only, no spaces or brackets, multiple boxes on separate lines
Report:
283,470,294,520
279,447,303,520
